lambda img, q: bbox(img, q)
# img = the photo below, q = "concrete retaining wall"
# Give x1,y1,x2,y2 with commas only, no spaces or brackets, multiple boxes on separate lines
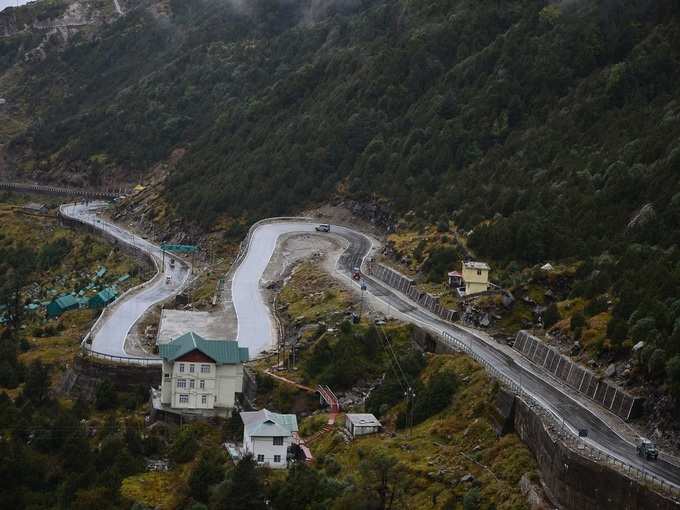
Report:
63,355,161,400
367,262,458,322
500,390,678,510
513,331,643,421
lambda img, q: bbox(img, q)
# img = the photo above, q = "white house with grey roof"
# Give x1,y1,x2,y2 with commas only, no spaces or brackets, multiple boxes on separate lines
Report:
345,413,382,438
240,409,299,469
158,332,249,417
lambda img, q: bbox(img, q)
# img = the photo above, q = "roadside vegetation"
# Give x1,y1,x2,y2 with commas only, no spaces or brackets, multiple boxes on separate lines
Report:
4,0,680,428
379,211,680,446
0,194,144,393
236,258,539,510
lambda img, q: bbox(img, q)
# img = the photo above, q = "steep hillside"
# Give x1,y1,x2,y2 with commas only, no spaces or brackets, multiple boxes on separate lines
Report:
5,0,680,420
3,0,679,229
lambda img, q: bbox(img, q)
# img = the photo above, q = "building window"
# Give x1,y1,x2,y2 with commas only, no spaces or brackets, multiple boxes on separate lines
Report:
274,455,281,463
257,454,264,463
176,379,186,389
189,379,195,389
273,437,283,446
189,364,195,373
179,394,189,404
179,364,185,373
477,269,482,275
164,373,170,378
201,364,210,373
199,380,205,389
202,395,207,404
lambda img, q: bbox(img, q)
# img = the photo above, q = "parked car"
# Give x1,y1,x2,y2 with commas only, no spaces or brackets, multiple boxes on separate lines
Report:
169,258,175,268
637,438,658,460
352,267,361,280
315,224,330,232
165,275,171,284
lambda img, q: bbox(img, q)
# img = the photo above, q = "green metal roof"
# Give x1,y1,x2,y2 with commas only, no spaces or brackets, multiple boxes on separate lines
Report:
54,295,78,309
97,287,118,301
158,332,249,365
88,287,118,308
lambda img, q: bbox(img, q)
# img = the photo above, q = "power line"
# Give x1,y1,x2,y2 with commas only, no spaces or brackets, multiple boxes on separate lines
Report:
375,324,417,436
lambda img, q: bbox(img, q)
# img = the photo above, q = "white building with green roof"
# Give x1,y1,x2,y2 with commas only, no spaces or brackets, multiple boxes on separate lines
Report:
158,331,249,417
240,409,299,469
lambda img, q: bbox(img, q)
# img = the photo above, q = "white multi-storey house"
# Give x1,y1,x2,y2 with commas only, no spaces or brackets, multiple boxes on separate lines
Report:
159,332,249,417
240,409,299,469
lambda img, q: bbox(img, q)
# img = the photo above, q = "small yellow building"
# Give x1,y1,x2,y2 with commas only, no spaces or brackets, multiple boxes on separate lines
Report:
461,261,490,295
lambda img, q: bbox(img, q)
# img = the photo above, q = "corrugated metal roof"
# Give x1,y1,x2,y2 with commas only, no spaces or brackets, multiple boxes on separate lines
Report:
463,261,490,271
240,409,298,437
346,413,381,427
55,295,78,308
98,287,118,301
158,331,249,365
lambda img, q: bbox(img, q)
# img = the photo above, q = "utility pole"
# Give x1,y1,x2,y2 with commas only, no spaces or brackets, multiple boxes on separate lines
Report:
359,281,367,319
405,386,416,438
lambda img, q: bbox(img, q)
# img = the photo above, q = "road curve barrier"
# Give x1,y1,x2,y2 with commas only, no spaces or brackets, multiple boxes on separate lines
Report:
366,262,458,322
513,330,643,421
0,181,121,199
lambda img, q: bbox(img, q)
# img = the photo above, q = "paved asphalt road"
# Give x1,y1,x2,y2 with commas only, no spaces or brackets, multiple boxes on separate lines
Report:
60,206,680,487
60,203,190,358
231,222,375,354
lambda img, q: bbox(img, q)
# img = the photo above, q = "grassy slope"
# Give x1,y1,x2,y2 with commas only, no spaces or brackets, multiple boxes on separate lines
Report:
279,261,353,322
311,354,536,510
262,254,537,509
0,196,143,366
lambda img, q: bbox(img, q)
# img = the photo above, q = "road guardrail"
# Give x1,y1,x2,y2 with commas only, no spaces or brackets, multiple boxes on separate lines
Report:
439,330,680,500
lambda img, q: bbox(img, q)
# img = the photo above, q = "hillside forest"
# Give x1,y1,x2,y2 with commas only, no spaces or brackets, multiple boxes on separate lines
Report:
3,1,680,400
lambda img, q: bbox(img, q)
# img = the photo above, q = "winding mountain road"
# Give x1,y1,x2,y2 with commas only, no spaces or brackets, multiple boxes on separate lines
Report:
60,203,190,358
60,204,680,490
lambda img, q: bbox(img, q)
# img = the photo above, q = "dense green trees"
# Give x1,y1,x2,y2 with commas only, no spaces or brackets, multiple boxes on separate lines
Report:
210,455,267,510
397,370,458,428
0,378,149,509
4,0,680,398
304,323,400,390
8,0,680,235
188,449,227,503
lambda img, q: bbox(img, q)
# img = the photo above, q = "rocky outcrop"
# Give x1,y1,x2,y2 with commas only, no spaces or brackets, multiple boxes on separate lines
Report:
340,199,396,232
0,0,118,61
